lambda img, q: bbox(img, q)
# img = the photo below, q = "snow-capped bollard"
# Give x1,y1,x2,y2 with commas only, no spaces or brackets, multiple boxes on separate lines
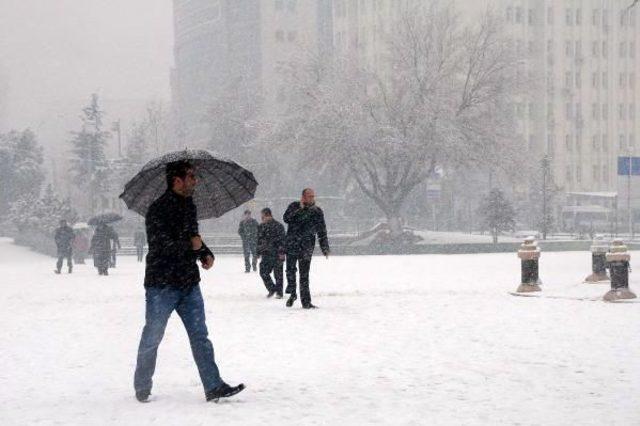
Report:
584,235,610,283
516,236,541,293
603,240,636,302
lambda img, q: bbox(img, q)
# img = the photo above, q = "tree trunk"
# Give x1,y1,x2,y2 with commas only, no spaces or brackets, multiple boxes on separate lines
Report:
388,215,403,238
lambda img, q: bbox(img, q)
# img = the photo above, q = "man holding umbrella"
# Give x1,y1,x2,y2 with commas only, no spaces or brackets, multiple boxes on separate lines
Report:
131,160,245,403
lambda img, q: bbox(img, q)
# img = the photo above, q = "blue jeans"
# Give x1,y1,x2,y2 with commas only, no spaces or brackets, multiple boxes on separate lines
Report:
134,285,223,393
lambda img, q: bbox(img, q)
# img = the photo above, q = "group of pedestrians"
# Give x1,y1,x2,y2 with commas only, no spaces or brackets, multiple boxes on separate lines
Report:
54,220,145,275
239,188,330,309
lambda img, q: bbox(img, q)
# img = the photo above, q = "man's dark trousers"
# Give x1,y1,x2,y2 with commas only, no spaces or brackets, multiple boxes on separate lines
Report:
134,284,223,394
242,240,257,272
56,249,73,272
259,255,283,294
285,252,312,305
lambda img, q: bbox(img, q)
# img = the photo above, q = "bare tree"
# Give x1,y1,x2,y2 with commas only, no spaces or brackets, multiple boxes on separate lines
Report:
269,3,526,238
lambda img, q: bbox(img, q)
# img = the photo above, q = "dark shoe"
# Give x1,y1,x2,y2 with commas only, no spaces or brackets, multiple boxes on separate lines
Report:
266,289,276,298
286,295,296,307
245,270,250,273
302,303,318,309
136,390,151,403
275,292,283,299
206,382,245,402
252,266,257,272
68,268,72,274
54,270,61,274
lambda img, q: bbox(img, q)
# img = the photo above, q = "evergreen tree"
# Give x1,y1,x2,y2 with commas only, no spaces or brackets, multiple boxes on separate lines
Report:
69,94,111,214
479,189,516,244
0,129,45,219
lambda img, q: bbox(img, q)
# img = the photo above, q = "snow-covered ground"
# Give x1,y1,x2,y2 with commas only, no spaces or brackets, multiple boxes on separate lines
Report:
1,237,639,425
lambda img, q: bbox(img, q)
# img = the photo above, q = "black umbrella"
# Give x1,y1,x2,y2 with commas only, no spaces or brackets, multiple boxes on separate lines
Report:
119,149,258,220
88,212,123,226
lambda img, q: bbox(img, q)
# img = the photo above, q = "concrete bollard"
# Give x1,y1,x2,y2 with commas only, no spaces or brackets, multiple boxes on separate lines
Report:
584,235,610,283
602,239,637,302
516,236,541,293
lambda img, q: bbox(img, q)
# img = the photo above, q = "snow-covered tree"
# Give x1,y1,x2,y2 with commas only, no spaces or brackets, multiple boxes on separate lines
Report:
267,4,526,238
0,129,45,219
479,188,516,244
68,94,111,215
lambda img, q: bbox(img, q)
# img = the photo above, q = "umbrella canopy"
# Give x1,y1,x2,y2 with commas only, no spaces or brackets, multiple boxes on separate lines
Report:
88,212,123,226
119,149,258,220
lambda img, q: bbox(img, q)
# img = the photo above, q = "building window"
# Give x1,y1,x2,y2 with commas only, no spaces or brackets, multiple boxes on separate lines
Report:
515,7,523,23
592,41,599,57
528,9,534,25
630,134,636,149
603,9,609,29
592,73,599,89
593,165,599,181
566,9,573,25
631,42,636,58
603,166,609,183
286,0,296,12
547,7,553,25
576,9,582,25
528,102,535,119
603,134,608,152
575,72,581,89
630,73,635,89
620,73,627,88
602,41,608,58
592,103,600,119
275,0,283,11
547,133,555,153
506,7,513,22
602,104,609,120
576,165,582,183
566,166,573,182
575,41,582,57
630,104,635,120
620,42,627,57
602,72,608,89
619,103,626,120
592,134,600,150
620,134,626,150
566,134,573,151
593,9,600,26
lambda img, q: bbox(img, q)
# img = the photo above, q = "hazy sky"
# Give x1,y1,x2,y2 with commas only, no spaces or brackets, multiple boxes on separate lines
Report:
0,0,173,147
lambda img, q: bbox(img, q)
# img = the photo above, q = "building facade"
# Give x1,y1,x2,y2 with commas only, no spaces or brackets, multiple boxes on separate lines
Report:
502,0,639,193
171,0,331,147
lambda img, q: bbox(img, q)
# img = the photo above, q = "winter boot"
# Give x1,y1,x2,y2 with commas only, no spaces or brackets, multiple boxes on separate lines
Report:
286,295,296,307
135,390,151,403
205,383,245,402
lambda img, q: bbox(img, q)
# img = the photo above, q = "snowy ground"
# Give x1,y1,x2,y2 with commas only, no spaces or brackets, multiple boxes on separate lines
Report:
1,237,639,426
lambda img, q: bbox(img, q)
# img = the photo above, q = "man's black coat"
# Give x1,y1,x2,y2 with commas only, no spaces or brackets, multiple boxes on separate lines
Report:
283,202,330,257
144,190,213,289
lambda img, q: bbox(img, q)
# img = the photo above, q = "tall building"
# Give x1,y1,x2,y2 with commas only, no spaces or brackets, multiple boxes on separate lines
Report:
171,0,331,147
502,1,639,196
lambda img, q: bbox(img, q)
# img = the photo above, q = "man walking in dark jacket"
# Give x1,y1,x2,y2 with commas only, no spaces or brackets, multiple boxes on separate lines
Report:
238,210,259,272
257,207,286,298
283,188,330,309
133,160,244,403
54,219,75,274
